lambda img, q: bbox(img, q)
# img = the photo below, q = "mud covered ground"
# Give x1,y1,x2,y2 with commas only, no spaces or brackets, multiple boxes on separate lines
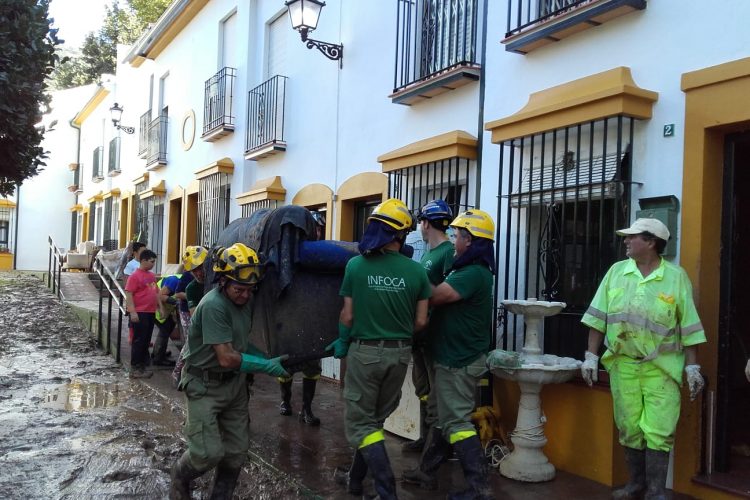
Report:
0,272,307,499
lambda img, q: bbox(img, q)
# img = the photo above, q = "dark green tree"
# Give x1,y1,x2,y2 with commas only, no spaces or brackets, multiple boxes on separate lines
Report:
0,0,61,196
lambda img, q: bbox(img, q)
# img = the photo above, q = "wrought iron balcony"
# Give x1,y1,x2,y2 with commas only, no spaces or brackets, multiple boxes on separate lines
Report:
146,114,168,169
245,75,288,160
504,0,646,54
202,67,236,142
68,163,81,193
108,137,120,175
391,0,482,105
138,110,151,158
92,147,104,182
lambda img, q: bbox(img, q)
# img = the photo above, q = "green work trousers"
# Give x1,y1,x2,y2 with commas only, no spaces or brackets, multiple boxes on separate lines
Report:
343,341,411,448
420,348,440,428
609,356,681,452
180,371,250,471
434,354,487,441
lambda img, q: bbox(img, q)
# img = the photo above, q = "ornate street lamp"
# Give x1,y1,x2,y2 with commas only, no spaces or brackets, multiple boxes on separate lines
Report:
109,102,135,134
285,0,343,68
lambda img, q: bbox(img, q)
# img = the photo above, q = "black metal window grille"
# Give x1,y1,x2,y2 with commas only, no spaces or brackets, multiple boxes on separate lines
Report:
241,199,278,218
197,173,231,248
138,109,151,157
76,213,83,244
92,146,104,180
103,197,113,243
0,206,13,252
494,115,635,360
147,110,168,167
88,201,96,241
203,67,237,135
134,180,149,242
506,0,588,38
108,137,120,173
394,0,480,92
95,204,103,245
72,165,80,189
387,157,475,217
69,212,77,249
135,196,165,273
246,75,287,154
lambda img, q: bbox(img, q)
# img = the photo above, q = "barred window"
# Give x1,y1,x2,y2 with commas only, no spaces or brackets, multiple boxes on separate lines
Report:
88,201,96,241
0,206,13,252
136,196,165,273
197,172,231,248
241,199,278,218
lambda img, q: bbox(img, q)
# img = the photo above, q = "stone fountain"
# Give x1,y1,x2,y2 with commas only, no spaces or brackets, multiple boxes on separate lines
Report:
488,298,581,482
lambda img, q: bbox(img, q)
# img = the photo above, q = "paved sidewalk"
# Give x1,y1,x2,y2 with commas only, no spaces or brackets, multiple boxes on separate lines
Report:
57,271,686,499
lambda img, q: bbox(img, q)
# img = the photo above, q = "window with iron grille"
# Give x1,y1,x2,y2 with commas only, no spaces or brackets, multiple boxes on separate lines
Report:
88,201,96,241
108,137,120,174
135,196,165,273
241,199,278,218
494,115,635,359
92,147,104,181
147,109,168,167
134,180,149,242
0,206,13,252
69,212,77,249
197,173,231,248
246,75,287,155
102,197,119,250
72,165,81,191
394,0,481,92
138,109,151,157
203,67,236,136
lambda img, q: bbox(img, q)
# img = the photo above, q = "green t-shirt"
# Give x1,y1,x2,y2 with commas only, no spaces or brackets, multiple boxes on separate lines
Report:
340,250,432,341
420,240,454,286
429,264,493,368
185,279,205,310
183,288,252,371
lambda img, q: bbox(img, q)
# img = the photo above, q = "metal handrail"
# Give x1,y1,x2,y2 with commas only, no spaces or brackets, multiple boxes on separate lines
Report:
93,254,127,364
47,235,64,298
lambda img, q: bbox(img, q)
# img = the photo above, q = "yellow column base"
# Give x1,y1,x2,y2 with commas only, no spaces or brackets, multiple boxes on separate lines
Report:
0,253,13,270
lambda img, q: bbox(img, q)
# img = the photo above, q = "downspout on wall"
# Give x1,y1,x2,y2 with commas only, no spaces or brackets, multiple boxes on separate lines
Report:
474,0,489,209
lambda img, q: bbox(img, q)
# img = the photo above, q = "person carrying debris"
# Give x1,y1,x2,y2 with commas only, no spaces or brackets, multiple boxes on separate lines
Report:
327,198,431,499
124,249,159,379
581,218,706,500
404,209,496,499
170,243,290,500
152,273,182,367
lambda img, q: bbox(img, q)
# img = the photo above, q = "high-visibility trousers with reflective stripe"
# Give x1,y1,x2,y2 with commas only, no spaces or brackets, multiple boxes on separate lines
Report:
608,356,681,452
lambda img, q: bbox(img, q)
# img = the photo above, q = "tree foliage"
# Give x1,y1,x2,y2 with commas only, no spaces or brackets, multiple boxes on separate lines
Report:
0,0,61,196
49,0,170,90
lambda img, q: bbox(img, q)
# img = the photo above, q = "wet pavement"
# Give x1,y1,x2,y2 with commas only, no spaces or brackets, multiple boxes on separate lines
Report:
0,271,689,499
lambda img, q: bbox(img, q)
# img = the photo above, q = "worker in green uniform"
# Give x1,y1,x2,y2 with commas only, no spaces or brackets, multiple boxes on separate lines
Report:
404,209,496,499
581,218,706,500
170,243,290,500
402,199,454,453
326,198,431,499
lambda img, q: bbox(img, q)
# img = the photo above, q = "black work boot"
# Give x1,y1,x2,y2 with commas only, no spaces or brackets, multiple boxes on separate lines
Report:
209,464,241,500
402,401,428,453
170,452,203,500
402,426,450,490
448,435,493,500
152,335,175,366
359,440,398,500
644,448,670,500
299,378,321,426
612,447,646,499
334,448,369,495
279,380,293,416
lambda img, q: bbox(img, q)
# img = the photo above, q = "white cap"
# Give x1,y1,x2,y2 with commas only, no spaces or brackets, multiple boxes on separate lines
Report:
616,218,670,241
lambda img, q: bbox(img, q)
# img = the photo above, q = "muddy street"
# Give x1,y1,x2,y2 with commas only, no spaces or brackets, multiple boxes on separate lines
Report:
0,272,305,499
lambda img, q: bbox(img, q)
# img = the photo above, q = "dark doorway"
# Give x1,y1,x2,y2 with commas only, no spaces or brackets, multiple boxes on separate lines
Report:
353,198,380,242
716,131,750,486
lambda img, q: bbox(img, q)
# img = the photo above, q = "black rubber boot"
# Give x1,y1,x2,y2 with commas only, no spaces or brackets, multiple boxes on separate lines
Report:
299,378,321,426
279,380,293,416
644,448,670,500
402,401,428,453
359,441,398,500
333,449,368,495
612,447,646,499
448,435,493,500
169,452,203,500
209,465,241,500
402,426,450,490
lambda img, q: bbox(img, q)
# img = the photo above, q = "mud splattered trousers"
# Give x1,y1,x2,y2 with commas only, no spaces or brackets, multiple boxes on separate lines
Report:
179,369,250,471
433,354,487,443
608,356,681,452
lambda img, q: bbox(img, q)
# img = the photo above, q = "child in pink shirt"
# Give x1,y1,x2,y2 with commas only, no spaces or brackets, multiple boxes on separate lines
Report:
125,249,159,378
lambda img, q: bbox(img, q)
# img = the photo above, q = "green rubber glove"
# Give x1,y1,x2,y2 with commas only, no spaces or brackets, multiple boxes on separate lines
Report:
325,323,352,359
240,353,290,378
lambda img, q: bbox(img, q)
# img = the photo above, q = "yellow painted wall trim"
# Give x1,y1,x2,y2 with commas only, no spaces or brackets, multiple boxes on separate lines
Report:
0,199,17,208
86,191,104,203
681,56,750,92
102,188,121,199
485,67,658,143
186,179,199,196
377,130,478,172
335,172,388,241
139,180,167,199
72,86,110,126
236,176,286,204
69,204,83,212
133,172,149,185
0,253,13,270
195,157,234,179
68,163,79,171
292,183,334,207
169,185,185,201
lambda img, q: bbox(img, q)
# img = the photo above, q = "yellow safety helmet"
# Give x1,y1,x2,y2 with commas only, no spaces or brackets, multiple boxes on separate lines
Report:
182,245,208,271
450,209,495,241
367,198,413,232
212,243,263,284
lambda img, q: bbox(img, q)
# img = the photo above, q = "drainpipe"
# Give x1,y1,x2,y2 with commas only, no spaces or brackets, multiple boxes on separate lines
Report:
474,0,489,209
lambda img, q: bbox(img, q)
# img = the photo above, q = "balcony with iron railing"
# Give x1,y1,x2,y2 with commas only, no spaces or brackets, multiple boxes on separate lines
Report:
92,147,104,182
108,137,120,175
146,114,168,170
67,163,82,193
202,67,236,142
138,110,151,158
503,0,646,54
391,0,482,105
245,75,288,160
